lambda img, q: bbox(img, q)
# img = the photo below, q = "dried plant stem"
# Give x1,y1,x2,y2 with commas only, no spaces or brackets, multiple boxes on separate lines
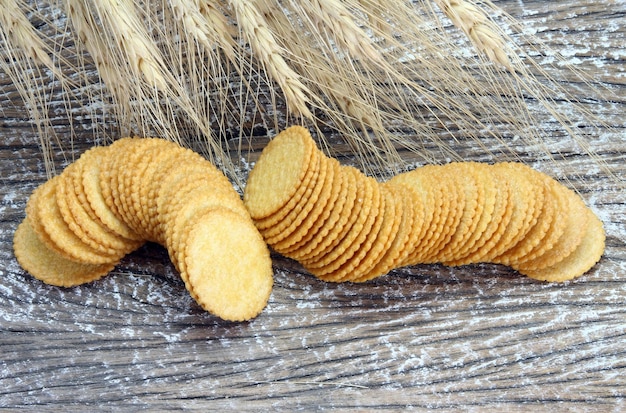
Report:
1,0,621,190
306,0,383,63
0,0,59,75
432,0,512,70
227,0,313,118
89,0,170,92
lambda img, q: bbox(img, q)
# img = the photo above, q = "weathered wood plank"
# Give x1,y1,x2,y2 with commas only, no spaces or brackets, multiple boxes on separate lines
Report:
0,0,624,410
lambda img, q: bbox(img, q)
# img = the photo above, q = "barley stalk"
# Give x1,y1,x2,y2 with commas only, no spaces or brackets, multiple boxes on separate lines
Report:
64,0,125,97
0,0,59,75
305,0,383,63
90,0,170,92
432,0,512,70
169,0,237,61
227,0,312,118
1,0,620,189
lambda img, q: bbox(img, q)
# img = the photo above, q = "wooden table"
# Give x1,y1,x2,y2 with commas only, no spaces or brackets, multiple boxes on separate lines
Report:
1,1,624,410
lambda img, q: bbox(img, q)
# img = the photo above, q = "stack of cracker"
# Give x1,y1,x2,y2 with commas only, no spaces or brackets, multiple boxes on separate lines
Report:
244,126,605,283
14,138,273,321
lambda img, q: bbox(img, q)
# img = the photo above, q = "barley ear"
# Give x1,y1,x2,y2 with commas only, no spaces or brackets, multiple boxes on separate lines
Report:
433,0,512,70
228,0,313,118
0,0,60,76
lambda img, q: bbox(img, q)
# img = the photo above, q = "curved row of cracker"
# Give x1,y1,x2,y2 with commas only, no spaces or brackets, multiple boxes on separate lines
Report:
13,138,273,321
244,126,605,283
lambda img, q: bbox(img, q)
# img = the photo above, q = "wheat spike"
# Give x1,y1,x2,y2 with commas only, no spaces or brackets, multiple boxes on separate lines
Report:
227,0,313,118
0,0,57,73
432,0,512,70
0,0,621,190
89,0,171,91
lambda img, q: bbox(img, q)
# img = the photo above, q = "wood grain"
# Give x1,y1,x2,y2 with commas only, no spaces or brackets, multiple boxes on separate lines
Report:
1,0,624,410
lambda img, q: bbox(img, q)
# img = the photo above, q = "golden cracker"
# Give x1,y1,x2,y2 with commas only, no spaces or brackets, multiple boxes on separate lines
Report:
443,163,500,266
99,137,141,228
56,164,135,258
272,155,337,252
317,178,386,282
13,217,116,287
458,165,514,264
254,147,321,232
244,125,317,220
83,145,143,241
433,162,485,263
116,138,165,233
261,152,323,240
519,209,604,282
298,166,367,265
154,154,232,242
305,172,380,275
182,208,273,321
288,161,355,261
494,171,558,265
482,162,541,262
38,176,119,265
360,181,422,280
388,167,445,266
347,183,404,283
418,165,464,264
265,153,329,246
281,157,343,254
166,182,249,271
515,182,590,272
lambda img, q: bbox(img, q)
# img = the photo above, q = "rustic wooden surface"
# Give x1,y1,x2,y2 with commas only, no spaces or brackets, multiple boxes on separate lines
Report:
1,0,624,411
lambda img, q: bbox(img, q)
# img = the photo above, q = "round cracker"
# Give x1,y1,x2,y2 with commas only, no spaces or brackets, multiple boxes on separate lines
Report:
519,209,604,282
182,208,273,321
56,163,135,258
432,162,484,263
292,165,358,261
348,183,404,283
281,157,343,254
272,155,337,252
302,167,375,268
457,165,514,264
481,162,541,262
261,152,323,241
388,166,448,266
306,172,381,275
494,171,558,265
316,177,386,282
38,176,119,264
244,125,317,220
515,182,590,272
358,181,420,280
13,217,116,287
444,163,501,266
83,145,142,241
418,165,464,264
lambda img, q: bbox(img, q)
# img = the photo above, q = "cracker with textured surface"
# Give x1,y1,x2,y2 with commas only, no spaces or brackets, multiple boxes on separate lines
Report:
83,146,142,241
303,168,376,270
289,160,356,260
244,125,316,220
13,217,116,287
519,210,604,282
262,153,323,241
292,165,358,262
38,176,118,264
349,184,403,283
494,174,557,266
183,208,274,321
515,183,589,272
280,157,342,254
481,163,540,262
444,163,499,266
